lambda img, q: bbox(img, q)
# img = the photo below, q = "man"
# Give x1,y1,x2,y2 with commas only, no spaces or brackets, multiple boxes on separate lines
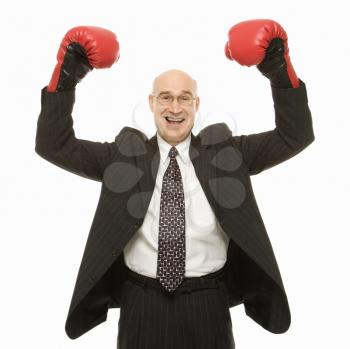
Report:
35,20,315,349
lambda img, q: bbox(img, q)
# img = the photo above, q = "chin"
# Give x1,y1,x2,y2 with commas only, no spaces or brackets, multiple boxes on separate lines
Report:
170,131,189,142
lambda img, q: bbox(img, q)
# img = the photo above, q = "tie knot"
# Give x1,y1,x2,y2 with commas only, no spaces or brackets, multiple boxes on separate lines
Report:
168,146,178,159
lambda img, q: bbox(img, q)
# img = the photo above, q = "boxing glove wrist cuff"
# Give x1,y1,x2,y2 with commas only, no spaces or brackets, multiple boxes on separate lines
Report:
48,43,93,92
257,38,299,88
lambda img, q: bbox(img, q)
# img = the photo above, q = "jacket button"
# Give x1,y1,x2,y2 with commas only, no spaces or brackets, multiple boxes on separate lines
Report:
112,251,118,257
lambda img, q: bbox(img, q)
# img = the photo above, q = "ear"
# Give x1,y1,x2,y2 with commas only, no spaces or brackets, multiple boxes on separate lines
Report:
195,96,200,112
148,94,154,112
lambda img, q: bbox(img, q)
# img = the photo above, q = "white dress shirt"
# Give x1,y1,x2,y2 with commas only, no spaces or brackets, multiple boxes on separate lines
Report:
123,131,230,277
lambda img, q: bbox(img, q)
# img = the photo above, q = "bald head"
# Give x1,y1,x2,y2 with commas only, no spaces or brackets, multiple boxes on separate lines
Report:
151,69,198,96
148,68,200,146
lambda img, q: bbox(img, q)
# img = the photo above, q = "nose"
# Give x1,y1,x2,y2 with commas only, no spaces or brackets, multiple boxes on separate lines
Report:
168,99,182,113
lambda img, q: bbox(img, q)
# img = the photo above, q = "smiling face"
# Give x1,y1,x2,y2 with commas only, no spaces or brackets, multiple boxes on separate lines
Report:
149,69,200,146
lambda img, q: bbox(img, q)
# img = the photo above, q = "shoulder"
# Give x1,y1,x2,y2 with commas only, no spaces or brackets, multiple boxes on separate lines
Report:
114,127,149,156
198,122,232,146
115,126,148,142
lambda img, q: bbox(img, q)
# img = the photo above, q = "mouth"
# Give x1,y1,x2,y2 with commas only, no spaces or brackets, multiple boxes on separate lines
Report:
164,116,185,124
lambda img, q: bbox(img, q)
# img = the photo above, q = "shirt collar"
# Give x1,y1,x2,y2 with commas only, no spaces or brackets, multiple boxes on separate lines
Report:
157,131,191,165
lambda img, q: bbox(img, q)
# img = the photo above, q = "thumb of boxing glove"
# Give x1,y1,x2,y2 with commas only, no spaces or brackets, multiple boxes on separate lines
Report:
225,19,299,88
48,26,120,92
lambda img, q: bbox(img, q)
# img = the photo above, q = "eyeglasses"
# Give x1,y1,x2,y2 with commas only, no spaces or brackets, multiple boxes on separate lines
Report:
153,93,196,107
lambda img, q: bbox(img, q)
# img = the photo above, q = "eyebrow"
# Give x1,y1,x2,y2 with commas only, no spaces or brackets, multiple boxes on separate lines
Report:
158,90,193,96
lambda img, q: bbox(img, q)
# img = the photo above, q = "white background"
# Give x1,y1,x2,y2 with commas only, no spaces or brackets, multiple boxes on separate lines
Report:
1,0,349,348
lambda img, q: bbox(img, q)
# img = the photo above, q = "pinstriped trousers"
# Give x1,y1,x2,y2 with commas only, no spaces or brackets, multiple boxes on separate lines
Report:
117,264,235,349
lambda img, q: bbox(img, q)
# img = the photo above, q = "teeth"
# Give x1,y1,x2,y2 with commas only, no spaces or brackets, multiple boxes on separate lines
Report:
165,117,184,122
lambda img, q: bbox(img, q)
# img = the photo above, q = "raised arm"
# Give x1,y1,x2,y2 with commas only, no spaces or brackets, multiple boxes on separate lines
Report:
225,19,315,175
35,26,120,182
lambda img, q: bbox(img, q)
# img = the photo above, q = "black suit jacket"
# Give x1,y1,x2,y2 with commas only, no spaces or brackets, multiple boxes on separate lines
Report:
35,80,314,339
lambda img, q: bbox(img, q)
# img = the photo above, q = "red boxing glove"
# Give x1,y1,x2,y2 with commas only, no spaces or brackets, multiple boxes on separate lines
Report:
48,26,120,92
225,19,299,88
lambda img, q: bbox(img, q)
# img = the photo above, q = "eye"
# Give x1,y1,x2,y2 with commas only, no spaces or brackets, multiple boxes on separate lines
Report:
179,95,191,101
160,95,171,101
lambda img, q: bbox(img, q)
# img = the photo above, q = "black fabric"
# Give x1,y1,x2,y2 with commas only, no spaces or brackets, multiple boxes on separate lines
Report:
34,80,315,339
117,264,234,349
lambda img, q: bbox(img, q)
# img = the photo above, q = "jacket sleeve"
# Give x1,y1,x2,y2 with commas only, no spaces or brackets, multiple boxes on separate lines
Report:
35,87,118,182
231,79,315,176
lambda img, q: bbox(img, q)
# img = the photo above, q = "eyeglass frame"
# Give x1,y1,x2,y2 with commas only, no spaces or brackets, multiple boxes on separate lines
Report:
151,91,197,107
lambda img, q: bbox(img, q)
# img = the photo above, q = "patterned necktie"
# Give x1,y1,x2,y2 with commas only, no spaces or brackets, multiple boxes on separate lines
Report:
156,146,186,293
